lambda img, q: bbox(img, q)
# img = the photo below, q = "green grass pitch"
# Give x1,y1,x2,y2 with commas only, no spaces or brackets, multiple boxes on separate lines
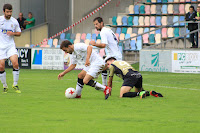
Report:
0,63,200,133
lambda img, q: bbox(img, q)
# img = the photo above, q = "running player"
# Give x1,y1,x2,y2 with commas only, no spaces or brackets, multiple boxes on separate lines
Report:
90,17,122,86
105,57,163,98
58,40,111,100
0,4,21,93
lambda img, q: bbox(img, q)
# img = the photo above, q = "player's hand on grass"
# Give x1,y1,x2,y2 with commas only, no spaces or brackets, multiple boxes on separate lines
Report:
85,59,90,67
58,72,65,80
90,40,96,46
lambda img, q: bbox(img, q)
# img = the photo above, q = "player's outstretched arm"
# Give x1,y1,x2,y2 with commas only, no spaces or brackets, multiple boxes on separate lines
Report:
108,76,113,88
90,40,106,48
58,64,76,80
7,31,21,36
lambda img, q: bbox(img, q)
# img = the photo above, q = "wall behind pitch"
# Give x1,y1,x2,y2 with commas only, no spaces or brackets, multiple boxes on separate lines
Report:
0,0,20,18
20,0,45,25
73,0,133,33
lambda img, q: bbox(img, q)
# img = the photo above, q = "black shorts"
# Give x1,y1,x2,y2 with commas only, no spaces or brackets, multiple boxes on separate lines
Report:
122,70,142,88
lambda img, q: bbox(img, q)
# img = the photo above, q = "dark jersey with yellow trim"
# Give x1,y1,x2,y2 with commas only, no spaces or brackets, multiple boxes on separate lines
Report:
109,61,136,79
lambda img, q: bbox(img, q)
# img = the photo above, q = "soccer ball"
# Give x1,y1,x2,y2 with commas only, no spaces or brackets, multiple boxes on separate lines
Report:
65,88,77,99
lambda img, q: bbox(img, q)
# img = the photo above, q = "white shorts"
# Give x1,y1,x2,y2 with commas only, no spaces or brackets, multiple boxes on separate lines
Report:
0,45,18,60
83,61,105,79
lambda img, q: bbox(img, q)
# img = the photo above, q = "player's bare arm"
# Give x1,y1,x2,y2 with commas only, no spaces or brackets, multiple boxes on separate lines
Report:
90,40,106,48
7,31,21,36
108,76,113,88
85,45,92,66
58,64,76,80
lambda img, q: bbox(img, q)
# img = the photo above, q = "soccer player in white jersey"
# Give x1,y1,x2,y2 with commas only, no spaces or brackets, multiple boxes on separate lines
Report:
90,17,122,86
0,4,21,93
57,40,111,100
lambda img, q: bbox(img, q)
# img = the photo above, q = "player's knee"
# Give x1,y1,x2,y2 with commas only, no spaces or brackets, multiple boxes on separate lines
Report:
12,62,19,69
78,73,85,79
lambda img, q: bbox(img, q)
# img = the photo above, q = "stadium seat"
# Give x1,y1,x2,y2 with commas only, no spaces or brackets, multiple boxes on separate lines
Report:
161,16,167,26
116,28,121,35
151,5,156,14
150,16,156,26
96,39,101,44
137,36,142,40
118,45,123,54
168,28,174,37
157,0,162,3
162,28,168,38
69,39,74,44
117,16,122,25
179,4,185,14
192,0,196,1
111,27,116,33
167,16,173,25
58,39,64,46
139,16,144,26
162,0,168,2
140,5,145,14
127,28,132,34
60,33,65,40
128,16,133,26
122,28,127,34
168,0,174,2
138,28,144,35
70,33,75,40
74,39,80,44
152,0,156,2
162,5,168,14
145,5,150,14
174,28,179,37
30,44,35,47
130,33,137,41
81,33,86,41
144,16,150,26
149,34,155,43
41,38,48,47
129,5,134,14
168,4,173,14
96,34,101,40
173,4,179,14
65,33,71,40
53,38,58,48
173,16,179,26
122,16,128,26
136,38,142,50
130,40,136,50
133,16,139,26
156,5,162,14
132,28,138,34
119,33,125,41
112,16,117,25
185,4,191,13
134,5,139,14
155,34,161,43
92,33,96,41
144,28,149,33
25,44,30,47
179,16,185,26
147,0,151,2
75,33,81,40
124,34,131,50
150,28,155,34
48,39,53,47
143,33,149,43
156,29,161,34
155,16,161,26
86,33,91,40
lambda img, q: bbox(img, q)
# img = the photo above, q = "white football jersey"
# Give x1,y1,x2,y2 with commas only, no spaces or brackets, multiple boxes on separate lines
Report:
71,43,104,65
0,15,21,49
100,27,122,60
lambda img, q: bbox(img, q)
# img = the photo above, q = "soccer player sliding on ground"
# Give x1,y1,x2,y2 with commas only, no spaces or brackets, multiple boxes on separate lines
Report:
105,57,163,98
58,40,111,100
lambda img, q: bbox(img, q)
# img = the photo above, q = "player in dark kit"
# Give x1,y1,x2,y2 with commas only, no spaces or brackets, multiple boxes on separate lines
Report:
105,57,163,98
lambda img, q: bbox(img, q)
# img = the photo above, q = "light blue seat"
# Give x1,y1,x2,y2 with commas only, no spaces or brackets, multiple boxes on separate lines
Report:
157,0,162,3
137,36,142,40
112,16,117,25
179,16,185,26
186,29,190,38
118,45,123,54
162,5,168,14
133,16,139,26
124,34,131,50
92,34,96,41
60,33,65,40
173,16,179,26
134,5,139,14
48,39,53,47
168,0,173,2
156,29,161,34
116,28,121,35
130,40,136,50
156,16,162,26
136,39,142,50
128,16,133,26
122,16,128,26
86,33,91,40
144,28,149,33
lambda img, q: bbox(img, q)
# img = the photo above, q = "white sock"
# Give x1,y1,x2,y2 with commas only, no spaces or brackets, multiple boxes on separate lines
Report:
101,73,108,86
0,72,7,88
95,82,106,91
76,82,83,96
13,69,20,86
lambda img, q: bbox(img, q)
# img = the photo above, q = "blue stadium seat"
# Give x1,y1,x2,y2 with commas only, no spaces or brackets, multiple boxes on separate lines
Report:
162,5,168,14
144,28,149,33
48,39,53,47
157,0,162,3
173,16,179,26
136,39,142,50
155,29,161,34
179,16,185,26
130,40,136,50
112,16,117,25
60,33,65,40
156,16,162,26
133,16,139,26
122,16,128,26
86,33,91,40
116,27,121,35
134,5,139,14
92,34,96,41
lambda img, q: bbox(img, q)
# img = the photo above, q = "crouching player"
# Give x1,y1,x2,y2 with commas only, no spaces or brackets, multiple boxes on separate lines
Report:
58,40,111,100
105,57,163,98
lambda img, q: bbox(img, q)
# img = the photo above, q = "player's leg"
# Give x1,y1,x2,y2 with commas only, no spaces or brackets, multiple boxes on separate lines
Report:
121,86,147,99
0,59,8,93
75,70,87,98
101,70,107,86
9,54,21,93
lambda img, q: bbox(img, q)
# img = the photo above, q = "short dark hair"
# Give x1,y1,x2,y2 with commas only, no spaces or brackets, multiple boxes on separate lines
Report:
3,4,12,12
60,40,72,49
93,17,104,23
28,12,32,15
105,57,116,62
190,6,194,10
